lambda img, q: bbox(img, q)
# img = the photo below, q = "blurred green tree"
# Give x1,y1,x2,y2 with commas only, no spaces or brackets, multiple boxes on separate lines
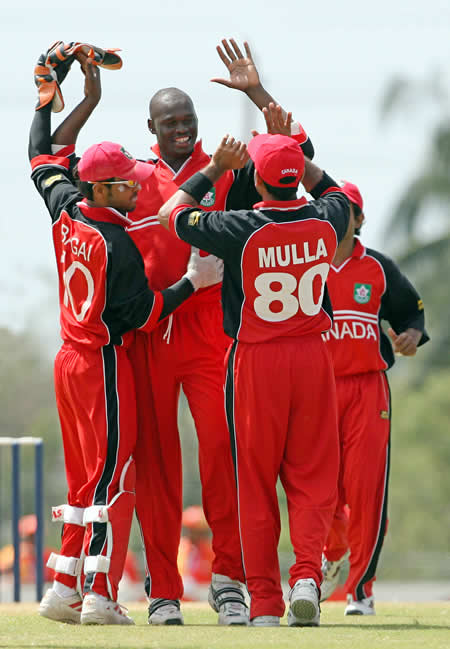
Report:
380,70,450,373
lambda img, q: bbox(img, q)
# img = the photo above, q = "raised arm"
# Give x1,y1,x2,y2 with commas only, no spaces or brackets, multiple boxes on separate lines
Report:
211,39,281,113
52,56,102,146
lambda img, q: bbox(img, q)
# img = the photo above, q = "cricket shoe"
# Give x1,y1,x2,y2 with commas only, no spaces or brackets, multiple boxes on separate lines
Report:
250,615,280,626
345,594,375,616
148,598,184,625
320,550,350,602
38,588,82,624
288,578,320,626
80,592,134,625
208,573,249,625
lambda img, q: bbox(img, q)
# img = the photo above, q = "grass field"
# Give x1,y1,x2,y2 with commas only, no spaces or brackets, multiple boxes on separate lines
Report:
0,601,449,649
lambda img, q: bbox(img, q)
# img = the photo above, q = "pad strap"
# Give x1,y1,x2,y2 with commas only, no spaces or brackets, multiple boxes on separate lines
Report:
52,504,85,526
83,505,109,524
84,555,111,574
46,552,82,576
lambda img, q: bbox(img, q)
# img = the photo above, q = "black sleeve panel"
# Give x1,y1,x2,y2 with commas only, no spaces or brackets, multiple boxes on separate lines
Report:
174,206,249,260
368,248,430,347
309,172,342,200
301,137,314,161
31,164,81,224
101,226,157,339
28,104,52,160
160,278,195,319
226,161,261,211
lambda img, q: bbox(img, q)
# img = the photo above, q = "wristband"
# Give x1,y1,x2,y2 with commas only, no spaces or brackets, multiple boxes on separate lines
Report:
179,172,213,204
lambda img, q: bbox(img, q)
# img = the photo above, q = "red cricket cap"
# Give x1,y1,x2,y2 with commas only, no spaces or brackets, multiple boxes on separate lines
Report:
340,181,363,211
77,141,154,183
247,133,305,188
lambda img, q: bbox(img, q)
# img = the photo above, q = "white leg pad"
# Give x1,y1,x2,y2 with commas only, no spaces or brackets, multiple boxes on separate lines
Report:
52,504,85,526
46,552,83,576
83,505,110,524
84,554,111,574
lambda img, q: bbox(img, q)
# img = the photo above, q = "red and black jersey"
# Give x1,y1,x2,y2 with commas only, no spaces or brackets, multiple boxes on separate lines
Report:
169,178,349,342
126,127,313,312
323,238,429,375
30,152,164,349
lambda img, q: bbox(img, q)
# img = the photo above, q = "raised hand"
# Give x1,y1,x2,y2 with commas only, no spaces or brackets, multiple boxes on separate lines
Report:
211,39,260,92
211,135,249,171
251,102,293,138
79,56,102,106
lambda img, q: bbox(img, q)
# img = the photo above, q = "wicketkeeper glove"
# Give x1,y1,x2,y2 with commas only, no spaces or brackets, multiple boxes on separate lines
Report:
34,41,122,113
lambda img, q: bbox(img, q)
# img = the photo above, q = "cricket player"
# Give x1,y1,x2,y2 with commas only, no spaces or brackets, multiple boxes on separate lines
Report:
158,129,350,626
30,45,222,626
125,39,314,625
320,181,429,614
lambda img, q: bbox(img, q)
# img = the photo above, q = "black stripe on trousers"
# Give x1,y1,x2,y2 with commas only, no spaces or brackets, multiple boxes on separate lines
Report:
224,340,247,581
225,340,238,482
356,375,392,601
84,344,120,593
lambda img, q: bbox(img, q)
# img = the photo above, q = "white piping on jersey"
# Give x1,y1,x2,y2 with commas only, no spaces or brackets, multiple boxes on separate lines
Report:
333,310,378,324
257,200,308,213
365,251,387,366
32,162,69,173
331,241,367,273
126,215,160,232
152,141,203,178
75,201,133,226
162,314,174,344
331,257,352,273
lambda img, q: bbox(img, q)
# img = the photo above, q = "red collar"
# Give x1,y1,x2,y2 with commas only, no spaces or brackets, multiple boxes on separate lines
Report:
77,199,132,227
351,237,366,259
253,196,308,211
150,139,208,166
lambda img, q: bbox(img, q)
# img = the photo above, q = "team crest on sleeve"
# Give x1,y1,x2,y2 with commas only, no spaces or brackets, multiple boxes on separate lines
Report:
200,188,216,207
354,283,372,304
44,174,63,187
188,210,201,226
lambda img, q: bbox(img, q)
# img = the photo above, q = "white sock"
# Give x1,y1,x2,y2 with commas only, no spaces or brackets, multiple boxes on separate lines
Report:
53,581,77,598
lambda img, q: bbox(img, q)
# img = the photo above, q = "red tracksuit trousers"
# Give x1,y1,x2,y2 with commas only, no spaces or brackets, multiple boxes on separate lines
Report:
133,302,244,599
53,343,137,601
226,334,340,619
324,371,391,600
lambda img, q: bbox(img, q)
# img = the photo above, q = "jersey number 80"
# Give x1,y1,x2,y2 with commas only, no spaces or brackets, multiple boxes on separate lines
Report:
253,263,329,322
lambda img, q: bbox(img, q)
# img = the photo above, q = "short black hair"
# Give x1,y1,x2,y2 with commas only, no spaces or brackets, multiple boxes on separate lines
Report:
351,202,363,235
72,162,114,201
261,179,298,201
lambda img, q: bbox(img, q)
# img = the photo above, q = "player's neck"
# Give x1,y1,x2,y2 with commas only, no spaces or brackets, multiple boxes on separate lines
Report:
333,237,356,267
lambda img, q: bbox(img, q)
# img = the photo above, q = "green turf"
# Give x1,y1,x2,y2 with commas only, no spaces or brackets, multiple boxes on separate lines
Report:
0,602,449,649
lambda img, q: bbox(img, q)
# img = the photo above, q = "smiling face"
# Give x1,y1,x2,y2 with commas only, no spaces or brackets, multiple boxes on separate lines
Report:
148,89,198,170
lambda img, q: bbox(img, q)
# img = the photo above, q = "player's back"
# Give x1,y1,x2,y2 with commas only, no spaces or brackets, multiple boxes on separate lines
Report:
222,206,340,343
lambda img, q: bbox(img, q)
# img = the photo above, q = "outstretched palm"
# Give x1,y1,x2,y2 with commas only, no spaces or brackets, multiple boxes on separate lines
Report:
211,39,260,91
